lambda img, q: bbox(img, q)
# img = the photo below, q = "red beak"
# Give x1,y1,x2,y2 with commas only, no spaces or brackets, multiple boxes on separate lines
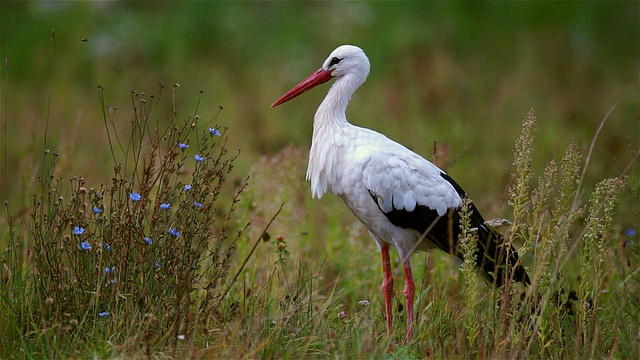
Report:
271,68,333,107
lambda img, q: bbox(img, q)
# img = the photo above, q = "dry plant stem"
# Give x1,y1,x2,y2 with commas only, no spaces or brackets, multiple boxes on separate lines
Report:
572,102,617,211
98,86,119,164
563,103,619,267
2,58,9,194
215,203,284,309
44,29,54,151
619,149,640,178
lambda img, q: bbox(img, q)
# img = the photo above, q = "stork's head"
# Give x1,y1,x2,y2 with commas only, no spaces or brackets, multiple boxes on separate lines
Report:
271,45,370,107
321,45,370,79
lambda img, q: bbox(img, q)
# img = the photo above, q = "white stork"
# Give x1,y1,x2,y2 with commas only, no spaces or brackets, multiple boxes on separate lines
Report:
271,45,529,343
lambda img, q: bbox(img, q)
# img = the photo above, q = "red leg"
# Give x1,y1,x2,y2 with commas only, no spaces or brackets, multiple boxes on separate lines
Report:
402,259,415,343
380,245,393,340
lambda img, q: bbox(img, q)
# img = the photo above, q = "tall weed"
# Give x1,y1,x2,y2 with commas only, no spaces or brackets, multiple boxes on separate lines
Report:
2,86,279,357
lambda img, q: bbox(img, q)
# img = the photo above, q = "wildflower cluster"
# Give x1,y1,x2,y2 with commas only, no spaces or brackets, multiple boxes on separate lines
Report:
26,89,262,345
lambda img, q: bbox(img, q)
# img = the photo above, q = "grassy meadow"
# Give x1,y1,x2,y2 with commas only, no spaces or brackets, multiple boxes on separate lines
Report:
1,2,638,358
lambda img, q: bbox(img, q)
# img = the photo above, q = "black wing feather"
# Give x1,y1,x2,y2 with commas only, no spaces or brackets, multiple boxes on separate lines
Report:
370,172,530,286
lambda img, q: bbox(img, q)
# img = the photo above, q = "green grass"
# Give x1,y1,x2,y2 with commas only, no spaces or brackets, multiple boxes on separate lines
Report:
1,2,639,358
2,91,637,357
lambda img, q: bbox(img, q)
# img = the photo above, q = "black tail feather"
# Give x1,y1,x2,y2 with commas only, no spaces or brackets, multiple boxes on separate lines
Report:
439,172,530,286
472,222,530,286
381,199,531,287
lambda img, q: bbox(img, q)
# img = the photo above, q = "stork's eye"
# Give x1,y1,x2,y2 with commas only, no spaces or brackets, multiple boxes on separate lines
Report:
329,57,342,67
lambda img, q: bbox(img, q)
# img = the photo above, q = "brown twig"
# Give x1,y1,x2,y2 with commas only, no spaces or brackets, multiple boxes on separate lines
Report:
214,203,284,309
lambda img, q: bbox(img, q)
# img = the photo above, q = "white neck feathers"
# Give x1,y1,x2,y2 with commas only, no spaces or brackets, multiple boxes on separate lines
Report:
306,72,366,198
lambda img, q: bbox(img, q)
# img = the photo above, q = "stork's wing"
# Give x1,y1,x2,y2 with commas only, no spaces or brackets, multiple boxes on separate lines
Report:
362,150,530,286
362,151,463,217
362,152,465,251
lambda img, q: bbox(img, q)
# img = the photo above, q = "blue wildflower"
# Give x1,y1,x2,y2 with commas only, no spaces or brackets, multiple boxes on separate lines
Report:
80,241,92,251
155,260,162,268
92,206,102,214
194,154,204,162
626,228,637,237
178,143,189,149
130,192,142,202
194,201,203,208
209,128,221,136
104,266,115,274
168,228,180,237
144,237,153,245
103,242,111,251
98,311,110,317
73,226,85,235
184,184,192,191
160,203,171,210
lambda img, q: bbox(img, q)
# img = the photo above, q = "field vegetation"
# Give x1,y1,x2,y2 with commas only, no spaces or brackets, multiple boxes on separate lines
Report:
1,2,638,358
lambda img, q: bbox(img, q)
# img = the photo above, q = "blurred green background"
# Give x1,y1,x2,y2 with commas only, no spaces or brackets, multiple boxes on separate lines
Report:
1,1,638,222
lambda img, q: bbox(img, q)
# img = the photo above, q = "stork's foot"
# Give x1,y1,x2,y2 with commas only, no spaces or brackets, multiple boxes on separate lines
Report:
385,340,394,353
